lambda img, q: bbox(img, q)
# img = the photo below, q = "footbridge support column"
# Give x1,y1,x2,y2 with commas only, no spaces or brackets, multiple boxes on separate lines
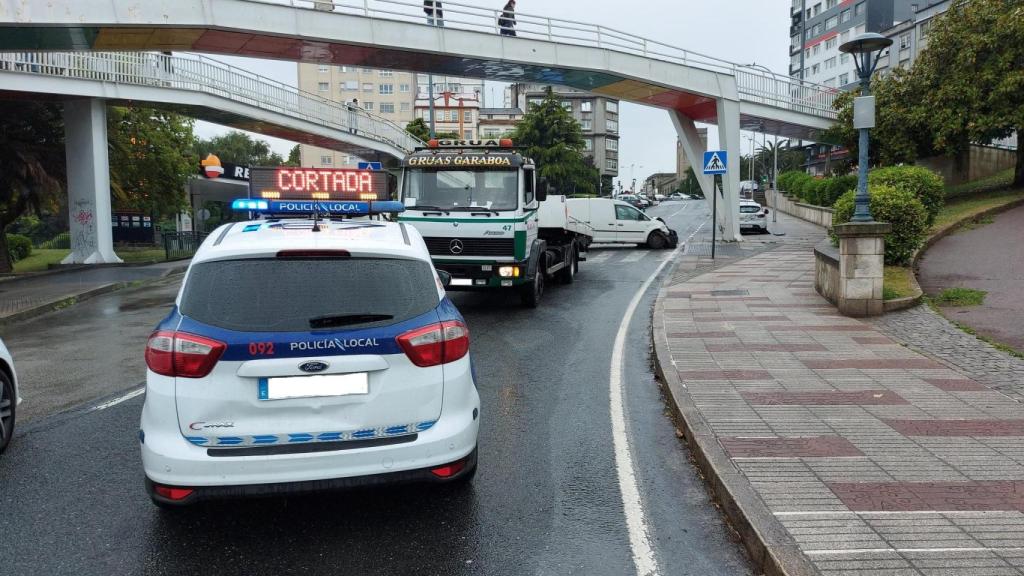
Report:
62,99,121,265
670,103,742,242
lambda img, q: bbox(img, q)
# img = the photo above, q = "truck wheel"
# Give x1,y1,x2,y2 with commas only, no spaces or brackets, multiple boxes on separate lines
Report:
557,248,577,284
520,268,545,308
647,232,668,250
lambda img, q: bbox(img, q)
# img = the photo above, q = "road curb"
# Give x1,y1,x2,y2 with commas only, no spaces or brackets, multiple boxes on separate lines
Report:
0,264,187,328
651,265,821,576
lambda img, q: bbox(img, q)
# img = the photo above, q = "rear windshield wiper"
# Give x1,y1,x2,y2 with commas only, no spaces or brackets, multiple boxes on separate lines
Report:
309,314,395,329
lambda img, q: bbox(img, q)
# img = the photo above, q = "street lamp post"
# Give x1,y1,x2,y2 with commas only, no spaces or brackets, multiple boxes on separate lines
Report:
840,32,893,223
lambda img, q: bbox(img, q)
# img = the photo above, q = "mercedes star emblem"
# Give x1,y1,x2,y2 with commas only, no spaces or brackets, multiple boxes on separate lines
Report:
449,239,465,255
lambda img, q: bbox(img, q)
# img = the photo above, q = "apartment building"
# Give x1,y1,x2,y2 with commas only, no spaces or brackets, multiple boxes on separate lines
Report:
478,108,525,139
676,128,708,177
507,83,620,179
789,0,916,89
413,75,485,140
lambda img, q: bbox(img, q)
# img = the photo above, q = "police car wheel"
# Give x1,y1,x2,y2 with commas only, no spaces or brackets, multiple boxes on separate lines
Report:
0,371,14,455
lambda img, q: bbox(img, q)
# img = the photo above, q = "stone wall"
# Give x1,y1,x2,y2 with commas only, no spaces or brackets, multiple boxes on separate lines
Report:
918,144,1017,186
814,241,840,307
766,191,834,228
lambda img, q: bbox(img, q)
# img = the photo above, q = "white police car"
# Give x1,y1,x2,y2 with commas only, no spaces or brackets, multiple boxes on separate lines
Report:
140,201,480,507
0,337,19,455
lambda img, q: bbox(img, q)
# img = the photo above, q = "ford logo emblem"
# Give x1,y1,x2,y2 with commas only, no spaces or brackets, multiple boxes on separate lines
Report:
299,361,329,374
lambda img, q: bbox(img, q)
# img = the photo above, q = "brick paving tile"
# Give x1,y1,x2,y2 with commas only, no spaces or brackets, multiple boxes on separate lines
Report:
765,325,878,332
678,369,773,381
884,420,1024,437
721,436,865,458
853,336,896,345
705,343,828,352
803,359,947,370
829,481,1024,512
743,390,910,406
925,378,990,392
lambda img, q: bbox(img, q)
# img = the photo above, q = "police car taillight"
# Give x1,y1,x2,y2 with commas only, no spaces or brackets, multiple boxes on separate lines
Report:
145,330,227,378
396,321,469,367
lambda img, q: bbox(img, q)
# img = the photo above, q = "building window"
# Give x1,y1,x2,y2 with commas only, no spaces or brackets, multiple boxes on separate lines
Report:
342,80,358,91
561,101,572,111
804,48,811,60
813,44,821,56
606,139,618,151
380,103,395,114
318,65,329,73
379,70,393,77
464,130,473,139
583,139,593,151
825,16,837,30
900,33,911,49
825,57,836,69
580,119,593,131
379,84,394,95
606,119,618,133
363,102,374,111
813,3,821,16
361,68,373,73
462,110,472,122
841,30,851,43
606,101,619,113
854,2,864,16
581,101,592,113
527,97,543,109
826,0,837,8
400,83,410,93
317,82,329,92
840,9,851,23
920,21,932,37
826,37,837,50
362,82,374,92
811,23,822,36
342,155,351,165
339,66,351,72
840,53,850,65
606,158,618,171
401,102,411,112
823,77,836,87
320,155,333,165
839,73,850,85
811,63,820,75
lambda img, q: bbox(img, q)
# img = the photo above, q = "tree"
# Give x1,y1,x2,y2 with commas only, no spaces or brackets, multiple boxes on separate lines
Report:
405,118,460,142
286,144,301,167
195,131,285,167
108,106,196,221
510,87,600,195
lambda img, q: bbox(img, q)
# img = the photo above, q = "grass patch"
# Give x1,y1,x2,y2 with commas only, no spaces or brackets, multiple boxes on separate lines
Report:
934,287,987,306
957,215,995,232
12,248,70,273
883,265,917,300
945,168,1014,200
117,247,166,264
931,187,1024,233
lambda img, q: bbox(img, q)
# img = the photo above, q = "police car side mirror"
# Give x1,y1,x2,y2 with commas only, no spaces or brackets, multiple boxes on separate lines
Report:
436,270,453,288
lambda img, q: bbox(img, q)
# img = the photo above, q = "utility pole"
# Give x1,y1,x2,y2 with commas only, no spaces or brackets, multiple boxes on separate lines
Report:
772,134,779,223
799,0,807,81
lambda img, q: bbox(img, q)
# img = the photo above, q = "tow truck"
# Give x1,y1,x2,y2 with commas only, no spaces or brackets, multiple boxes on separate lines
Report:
397,139,593,307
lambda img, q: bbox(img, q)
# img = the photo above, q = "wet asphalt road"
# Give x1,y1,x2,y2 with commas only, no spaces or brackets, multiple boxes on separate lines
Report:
918,203,1024,351
0,201,752,576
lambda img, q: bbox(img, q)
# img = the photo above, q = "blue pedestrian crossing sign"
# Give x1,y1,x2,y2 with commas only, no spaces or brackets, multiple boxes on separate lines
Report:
703,151,728,175
358,161,383,171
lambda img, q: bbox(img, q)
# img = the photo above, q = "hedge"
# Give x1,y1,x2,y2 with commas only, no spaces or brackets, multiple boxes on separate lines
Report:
868,166,944,226
6,234,33,263
831,184,929,266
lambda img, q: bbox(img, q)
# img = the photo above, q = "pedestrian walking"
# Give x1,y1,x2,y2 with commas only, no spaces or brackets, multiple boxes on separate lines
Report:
424,1,444,27
499,0,517,37
347,98,360,135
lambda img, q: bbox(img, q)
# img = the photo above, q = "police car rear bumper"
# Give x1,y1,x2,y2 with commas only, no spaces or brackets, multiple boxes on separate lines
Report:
140,380,480,497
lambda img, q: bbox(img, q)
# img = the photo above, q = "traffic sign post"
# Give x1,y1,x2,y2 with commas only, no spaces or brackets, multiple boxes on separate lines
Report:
703,151,729,259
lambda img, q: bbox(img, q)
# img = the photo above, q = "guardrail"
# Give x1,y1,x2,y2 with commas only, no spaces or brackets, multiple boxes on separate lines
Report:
0,51,424,154
249,0,839,119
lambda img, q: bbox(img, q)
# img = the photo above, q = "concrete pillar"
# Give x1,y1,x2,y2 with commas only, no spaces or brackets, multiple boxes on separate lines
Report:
715,98,743,242
834,222,891,317
62,99,122,264
669,110,713,199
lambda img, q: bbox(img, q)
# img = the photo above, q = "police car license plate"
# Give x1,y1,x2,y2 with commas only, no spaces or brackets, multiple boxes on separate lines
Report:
258,373,369,401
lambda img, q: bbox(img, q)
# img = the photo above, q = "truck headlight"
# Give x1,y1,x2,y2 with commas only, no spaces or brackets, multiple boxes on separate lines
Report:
499,266,520,278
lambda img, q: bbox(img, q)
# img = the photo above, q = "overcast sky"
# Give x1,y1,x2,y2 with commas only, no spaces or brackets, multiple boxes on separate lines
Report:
195,0,792,187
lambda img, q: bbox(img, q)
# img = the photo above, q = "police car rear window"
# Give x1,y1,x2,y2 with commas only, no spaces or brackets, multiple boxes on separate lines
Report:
180,258,439,332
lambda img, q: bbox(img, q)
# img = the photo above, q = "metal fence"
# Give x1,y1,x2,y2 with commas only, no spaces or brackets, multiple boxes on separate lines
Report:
0,51,424,154
242,0,839,119
163,232,208,261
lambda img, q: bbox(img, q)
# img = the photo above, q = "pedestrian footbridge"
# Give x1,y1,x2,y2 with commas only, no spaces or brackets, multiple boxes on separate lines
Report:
0,0,841,257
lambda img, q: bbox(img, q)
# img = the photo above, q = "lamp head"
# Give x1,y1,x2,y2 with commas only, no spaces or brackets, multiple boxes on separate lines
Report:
839,32,893,55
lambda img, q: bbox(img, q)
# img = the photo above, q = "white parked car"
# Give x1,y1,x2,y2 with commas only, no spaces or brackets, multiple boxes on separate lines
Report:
740,200,770,233
141,205,480,507
567,198,677,249
0,337,19,455
654,193,666,202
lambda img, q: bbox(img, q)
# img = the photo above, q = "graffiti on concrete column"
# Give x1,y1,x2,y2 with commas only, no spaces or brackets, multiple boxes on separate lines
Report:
71,199,97,256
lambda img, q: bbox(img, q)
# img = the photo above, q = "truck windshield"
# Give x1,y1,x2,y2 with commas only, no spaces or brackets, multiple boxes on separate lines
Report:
403,169,518,211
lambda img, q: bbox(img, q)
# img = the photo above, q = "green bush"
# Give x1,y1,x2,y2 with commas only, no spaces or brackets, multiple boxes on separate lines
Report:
6,234,33,262
831,184,929,266
779,171,812,197
822,174,858,207
869,166,944,226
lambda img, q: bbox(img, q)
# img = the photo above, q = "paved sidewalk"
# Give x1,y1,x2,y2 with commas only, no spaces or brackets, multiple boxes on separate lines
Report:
654,219,1024,576
0,260,187,325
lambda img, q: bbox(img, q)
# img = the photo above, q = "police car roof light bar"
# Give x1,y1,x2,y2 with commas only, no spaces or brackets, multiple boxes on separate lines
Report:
231,198,406,218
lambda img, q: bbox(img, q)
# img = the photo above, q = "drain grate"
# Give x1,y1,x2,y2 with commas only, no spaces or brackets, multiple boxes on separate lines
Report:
710,289,750,296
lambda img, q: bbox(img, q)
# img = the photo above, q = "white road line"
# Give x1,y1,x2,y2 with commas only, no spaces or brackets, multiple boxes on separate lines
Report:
805,547,1024,555
662,204,689,219
610,239,686,576
88,387,145,412
621,251,648,263
588,251,614,263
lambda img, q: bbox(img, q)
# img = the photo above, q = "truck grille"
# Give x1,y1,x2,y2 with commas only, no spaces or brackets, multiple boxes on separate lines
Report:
423,237,514,257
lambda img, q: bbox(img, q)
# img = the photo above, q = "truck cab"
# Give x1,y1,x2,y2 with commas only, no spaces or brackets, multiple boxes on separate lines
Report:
398,139,588,307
